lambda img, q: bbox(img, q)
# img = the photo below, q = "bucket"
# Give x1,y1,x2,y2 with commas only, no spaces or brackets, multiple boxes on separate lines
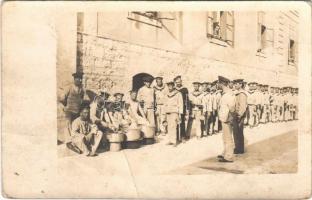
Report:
107,133,124,143
142,125,155,139
110,143,122,152
125,128,142,141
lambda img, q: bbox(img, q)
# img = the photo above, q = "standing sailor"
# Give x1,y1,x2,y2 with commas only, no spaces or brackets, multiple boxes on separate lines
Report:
247,82,258,127
137,76,156,128
164,81,184,147
217,76,236,162
189,82,204,139
201,82,213,136
153,76,167,135
232,79,248,154
174,75,190,142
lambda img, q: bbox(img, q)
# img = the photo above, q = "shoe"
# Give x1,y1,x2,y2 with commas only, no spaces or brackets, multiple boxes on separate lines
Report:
218,157,233,163
217,155,224,159
166,142,173,145
88,153,98,157
66,142,82,154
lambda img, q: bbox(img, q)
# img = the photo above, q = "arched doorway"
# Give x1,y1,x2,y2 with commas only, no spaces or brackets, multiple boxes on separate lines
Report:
132,73,154,91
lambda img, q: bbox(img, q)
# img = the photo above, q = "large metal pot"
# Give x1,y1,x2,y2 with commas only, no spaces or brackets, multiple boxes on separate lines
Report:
107,133,124,143
141,125,155,139
125,128,142,141
110,143,122,152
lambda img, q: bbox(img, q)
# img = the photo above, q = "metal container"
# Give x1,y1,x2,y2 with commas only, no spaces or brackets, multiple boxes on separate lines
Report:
141,125,155,139
109,142,122,152
125,128,142,141
107,133,124,143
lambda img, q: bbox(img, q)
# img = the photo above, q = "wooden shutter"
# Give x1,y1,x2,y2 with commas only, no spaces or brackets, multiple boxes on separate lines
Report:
225,11,234,46
266,28,274,48
294,40,298,66
206,12,214,37
257,12,264,50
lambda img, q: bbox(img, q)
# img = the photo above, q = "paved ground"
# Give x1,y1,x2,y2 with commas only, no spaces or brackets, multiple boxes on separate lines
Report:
58,120,298,175
3,120,300,198
169,130,297,174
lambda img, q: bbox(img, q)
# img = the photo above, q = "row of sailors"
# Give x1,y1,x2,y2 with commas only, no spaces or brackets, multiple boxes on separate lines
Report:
59,72,298,156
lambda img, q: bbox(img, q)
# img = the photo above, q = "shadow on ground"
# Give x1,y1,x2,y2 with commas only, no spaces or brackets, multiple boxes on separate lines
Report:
168,130,298,174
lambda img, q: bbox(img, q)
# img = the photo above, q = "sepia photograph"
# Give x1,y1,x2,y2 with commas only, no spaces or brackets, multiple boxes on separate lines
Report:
2,1,311,199
57,11,299,174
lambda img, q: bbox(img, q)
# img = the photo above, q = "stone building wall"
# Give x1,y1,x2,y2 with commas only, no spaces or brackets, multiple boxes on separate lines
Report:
75,11,299,100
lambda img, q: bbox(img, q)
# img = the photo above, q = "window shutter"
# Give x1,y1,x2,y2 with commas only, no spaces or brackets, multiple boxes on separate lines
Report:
294,40,298,66
266,28,274,48
206,12,214,37
257,12,264,50
225,11,234,46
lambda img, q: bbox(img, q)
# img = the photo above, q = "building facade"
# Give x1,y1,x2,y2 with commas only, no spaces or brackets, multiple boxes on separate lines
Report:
66,11,299,95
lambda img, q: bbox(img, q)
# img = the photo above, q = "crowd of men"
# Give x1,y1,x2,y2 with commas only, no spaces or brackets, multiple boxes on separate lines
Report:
59,72,298,161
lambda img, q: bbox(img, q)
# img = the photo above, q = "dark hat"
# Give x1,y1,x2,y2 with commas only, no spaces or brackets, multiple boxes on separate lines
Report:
79,101,90,112
192,81,200,85
233,79,244,83
201,82,208,85
72,72,84,78
166,81,175,86
218,76,230,84
113,92,124,97
155,76,163,80
142,76,154,83
263,84,269,87
212,80,218,85
173,75,182,81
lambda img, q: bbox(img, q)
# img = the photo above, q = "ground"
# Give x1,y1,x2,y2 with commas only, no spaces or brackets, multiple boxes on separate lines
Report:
3,120,300,198
58,120,298,175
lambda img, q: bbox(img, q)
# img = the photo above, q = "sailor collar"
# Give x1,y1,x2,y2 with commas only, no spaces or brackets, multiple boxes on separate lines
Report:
154,85,165,91
191,91,202,97
167,90,179,98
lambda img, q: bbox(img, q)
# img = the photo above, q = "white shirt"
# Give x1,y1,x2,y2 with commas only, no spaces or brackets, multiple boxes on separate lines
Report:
218,90,235,123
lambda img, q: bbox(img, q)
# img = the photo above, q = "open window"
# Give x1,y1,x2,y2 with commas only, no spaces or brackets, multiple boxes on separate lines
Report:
257,11,274,53
207,11,234,47
127,12,162,28
288,39,295,64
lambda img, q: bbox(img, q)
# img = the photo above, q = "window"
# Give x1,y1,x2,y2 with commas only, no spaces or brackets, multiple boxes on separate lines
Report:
288,39,295,64
127,12,162,28
207,11,234,46
257,11,274,53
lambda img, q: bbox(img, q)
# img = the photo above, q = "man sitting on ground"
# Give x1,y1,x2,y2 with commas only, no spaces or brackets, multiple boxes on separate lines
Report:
71,103,103,156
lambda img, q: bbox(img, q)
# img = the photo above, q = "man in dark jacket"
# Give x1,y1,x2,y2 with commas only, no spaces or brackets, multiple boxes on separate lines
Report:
232,79,248,154
174,75,190,142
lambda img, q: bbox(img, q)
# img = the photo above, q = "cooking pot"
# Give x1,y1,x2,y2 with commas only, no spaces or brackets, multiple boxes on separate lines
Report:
107,133,124,143
109,143,122,152
141,125,155,139
125,128,142,141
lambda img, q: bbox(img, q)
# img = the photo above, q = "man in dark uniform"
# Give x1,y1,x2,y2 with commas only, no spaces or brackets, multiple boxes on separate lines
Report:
174,75,190,142
59,72,89,151
232,79,248,154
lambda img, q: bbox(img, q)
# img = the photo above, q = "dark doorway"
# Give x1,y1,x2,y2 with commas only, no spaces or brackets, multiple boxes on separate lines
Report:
132,73,154,91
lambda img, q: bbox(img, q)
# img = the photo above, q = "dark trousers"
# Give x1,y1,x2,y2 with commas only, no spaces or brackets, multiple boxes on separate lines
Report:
232,115,245,153
179,114,187,140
